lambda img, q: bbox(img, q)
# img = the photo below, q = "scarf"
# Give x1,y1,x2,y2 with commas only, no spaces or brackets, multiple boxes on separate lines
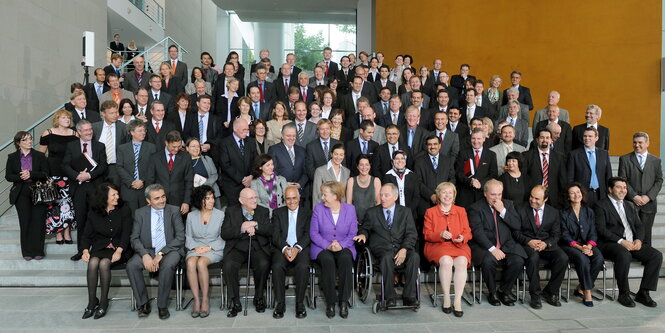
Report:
260,174,279,209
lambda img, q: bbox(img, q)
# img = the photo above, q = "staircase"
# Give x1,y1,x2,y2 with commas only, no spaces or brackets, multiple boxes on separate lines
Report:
0,157,663,287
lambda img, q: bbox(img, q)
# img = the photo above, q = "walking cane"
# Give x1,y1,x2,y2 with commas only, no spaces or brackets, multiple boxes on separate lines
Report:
243,234,252,316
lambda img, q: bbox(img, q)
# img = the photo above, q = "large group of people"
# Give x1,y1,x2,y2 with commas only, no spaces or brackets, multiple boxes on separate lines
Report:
5,44,663,321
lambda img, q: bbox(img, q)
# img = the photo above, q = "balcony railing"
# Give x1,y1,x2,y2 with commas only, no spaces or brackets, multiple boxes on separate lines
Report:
128,0,165,28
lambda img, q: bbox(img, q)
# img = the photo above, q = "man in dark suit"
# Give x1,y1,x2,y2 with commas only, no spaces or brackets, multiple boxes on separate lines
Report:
322,47,338,78
498,88,530,124
522,129,567,208
296,72,315,105
339,76,365,122
533,105,572,153
572,105,610,151
308,66,327,88
567,127,612,206
109,34,124,53
168,45,188,91
501,71,534,110
373,87,393,121
293,101,317,147
145,130,193,215
126,184,185,319
62,120,108,261
269,124,309,190
84,68,109,112
123,56,150,95
221,188,273,317
450,64,475,90
354,183,420,307
400,79,431,112
594,177,663,308
461,89,488,125
246,64,277,105
402,89,432,131
134,87,151,121
184,79,208,117
246,85,271,121
345,120,379,176
334,55,354,95
400,105,428,158
355,66,378,103
147,74,173,113
618,132,663,245
276,63,299,103
92,100,129,186
373,65,397,96
70,91,102,125
514,186,568,309
455,129,498,208
446,107,469,146
182,95,219,157
468,179,526,306
116,120,156,213
498,100,529,147
377,94,405,128
414,135,455,198
213,62,245,99
145,101,175,150
216,118,257,205
104,54,123,79
431,111,460,159
305,119,340,179
271,187,311,319
372,125,413,177
428,89,456,116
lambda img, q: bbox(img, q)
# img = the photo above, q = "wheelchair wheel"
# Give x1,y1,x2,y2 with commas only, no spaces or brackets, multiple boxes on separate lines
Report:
372,300,379,314
356,247,373,303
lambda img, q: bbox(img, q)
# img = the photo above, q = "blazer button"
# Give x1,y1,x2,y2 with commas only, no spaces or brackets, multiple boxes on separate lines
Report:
333,234,336,237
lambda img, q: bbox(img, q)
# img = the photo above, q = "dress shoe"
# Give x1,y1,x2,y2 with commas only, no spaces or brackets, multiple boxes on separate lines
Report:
529,295,542,309
386,298,396,307
487,292,501,306
82,298,99,319
70,253,82,261
34,256,44,260
158,307,170,320
93,307,106,319
542,292,561,307
64,239,73,244
199,310,209,318
442,306,452,314
635,290,658,308
617,293,636,308
227,303,242,317
254,297,266,313
453,309,464,317
23,256,33,261
56,240,64,245
403,297,419,307
583,300,594,307
339,301,349,319
497,291,515,306
191,309,200,318
573,289,584,299
272,302,285,319
325,304,335,318
295,302,307,319
137,302,151,318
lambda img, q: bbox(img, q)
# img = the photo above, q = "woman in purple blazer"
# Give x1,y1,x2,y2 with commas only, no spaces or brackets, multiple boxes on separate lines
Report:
310,181,358,319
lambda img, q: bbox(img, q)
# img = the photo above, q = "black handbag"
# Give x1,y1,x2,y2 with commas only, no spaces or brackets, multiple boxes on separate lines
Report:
30,180,61,205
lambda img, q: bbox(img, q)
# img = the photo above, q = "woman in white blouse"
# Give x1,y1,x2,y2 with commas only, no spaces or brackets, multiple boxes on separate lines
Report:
312,143,350,208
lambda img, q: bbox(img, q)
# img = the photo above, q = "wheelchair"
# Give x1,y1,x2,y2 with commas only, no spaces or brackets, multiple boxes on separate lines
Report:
355,246,421,313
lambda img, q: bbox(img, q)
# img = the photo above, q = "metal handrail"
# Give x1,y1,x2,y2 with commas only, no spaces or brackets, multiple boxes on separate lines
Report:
129,0,165,28
107,36,189,73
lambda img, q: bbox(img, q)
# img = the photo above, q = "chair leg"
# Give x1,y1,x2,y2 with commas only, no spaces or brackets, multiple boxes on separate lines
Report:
432,266,438,307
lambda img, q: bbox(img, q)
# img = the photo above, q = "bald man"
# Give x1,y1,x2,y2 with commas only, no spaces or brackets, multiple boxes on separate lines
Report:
216,118,258,205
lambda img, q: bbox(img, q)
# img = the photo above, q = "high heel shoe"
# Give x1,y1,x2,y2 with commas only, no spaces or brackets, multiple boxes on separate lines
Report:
56,240,64,245
93,307,107,319
453,309,464,317
583,300,594,307
82,299,99,319
442,306,452,314
64,239,73,244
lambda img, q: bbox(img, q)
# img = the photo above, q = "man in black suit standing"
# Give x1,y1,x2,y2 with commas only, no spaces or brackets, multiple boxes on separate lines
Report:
514,186,568,309
147,74,173,113
522,129,567,208
373,87,393,122
355,66,378,103
595,177,663,308
372,125,412,177
305,119,339,179
501,71,533,110
461,89,488,125
345,120,379,176
145,130,193,215
354,183,420,307
269,124,308,190
447,107,469,146
431,111,460,159
145,101,174,150
296,72,315,105
222,188,273,317
182,95,219,157
84,68,109,112
377,94,405,128
429,89,456,115
414,135,455,198
168,45,188,90
373,65,397,96
533,105,572,151
92,100,129,187
455,129,498,208
339,76,365,122
116,120,156,213
400,106,428,158
62,120,108,261
247,85,271,121
109,34,124,54
217,118,257,205
322,47,338,78
293,101,318,147
271,187,311,319
618,132,663,245
450,64,475,90
246,64,276,106
335,55,354,95
468,179,526,306
70,91,102,125
572,104,610,151
213,62,245,98
276,63,298,104
567,127,612,206
134,87,150,121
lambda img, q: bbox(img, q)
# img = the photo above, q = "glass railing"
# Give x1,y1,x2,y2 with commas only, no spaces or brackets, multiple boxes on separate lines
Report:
106,36,189,75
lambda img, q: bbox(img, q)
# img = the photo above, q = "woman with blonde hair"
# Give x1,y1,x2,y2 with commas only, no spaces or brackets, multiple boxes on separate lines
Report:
265,101,292,147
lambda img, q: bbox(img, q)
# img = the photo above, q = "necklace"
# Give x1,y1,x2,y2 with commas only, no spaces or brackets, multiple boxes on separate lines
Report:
357,175,370,185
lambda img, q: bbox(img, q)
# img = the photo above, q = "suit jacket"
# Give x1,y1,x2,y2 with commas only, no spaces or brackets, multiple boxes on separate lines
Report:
372,100,391,118
567,147,612,196
6,149,48,205
221,204,273,256
335,68,354,95
502,85,534,110
371,142,413,177
521,148,567,208
309,202,358,260
345,138,379,175
468,199,527,265
109,41,125,53
169,60,189,91
147,91,173,114
534,120,573,155
353,125,386,145
123,70,150,94
247,80,277,105
489,142,526,175
376,109,405,128
447,121,469,143
84,83,109,112
455,148,498,207
430,129,460,160
450,74,476,90
359,204,417,256
271,206,311,251
560,206,598,246
498,103,529,124
92,121,129,153
116,141,156,203
275,76,298,102
312,164,351,208
413,152,455,196
305,138,340,180
162,78,184,96
268,142,308,188
382,170,431,217
308,77,328,89
497,118,529,147
400,126,428,157
460,105,489,125
594,197,644,244
62,140,108,191
373,79,397,96
145,118,175,149
572,124,610,151
514,203,562,250
168,109,194,135
324,60,339,78
250,101,272,122
130,204,185,257
99,89,135,105
618,152,663,214
104,65,122,78
145,150,193,206
71,109,102,126
361,81,378,103
294,121,318,147
214,95,240,132
216,135,258,198
81,205,132,252
182,112,220,146
399,92,430,114
297,86,315,105
213,76,245,100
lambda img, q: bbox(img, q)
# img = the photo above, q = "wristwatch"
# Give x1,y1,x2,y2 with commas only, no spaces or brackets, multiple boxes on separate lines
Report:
157,251,164,257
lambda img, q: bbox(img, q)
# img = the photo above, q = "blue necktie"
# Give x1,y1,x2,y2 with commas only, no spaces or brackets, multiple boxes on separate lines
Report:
96,85,102,97
153,210,166,253
588,150,599,189
199,114,205,142
133,143,140,180
254,103,260,119
432,155,438,170
408,129,414,148
286,210,297,246
385,209,393,229
238,139,245,155
362,141,367,154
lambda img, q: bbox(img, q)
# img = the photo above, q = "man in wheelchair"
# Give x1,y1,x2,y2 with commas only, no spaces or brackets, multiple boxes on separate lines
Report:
354,183,420,307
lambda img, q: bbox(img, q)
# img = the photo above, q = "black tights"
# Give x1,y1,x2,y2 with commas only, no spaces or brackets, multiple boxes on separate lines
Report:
87,257,112,309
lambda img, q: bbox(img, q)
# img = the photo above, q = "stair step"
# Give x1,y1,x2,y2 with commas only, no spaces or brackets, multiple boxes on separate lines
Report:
0,254,88,270
0,239,79,254
0,269,223,287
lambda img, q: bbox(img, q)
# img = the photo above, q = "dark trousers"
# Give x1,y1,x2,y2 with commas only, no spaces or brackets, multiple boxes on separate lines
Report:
126,251,182,309
584,188,602,207
563,246,604,290
223,248,270,304
481,252,524,295
598,242,662,294
316,248,354,306
271,248,310,304
122,188,146,217
72,182,94,253
638,210,656,245
524,247,569,296
377,249,419,300
15,186,46,257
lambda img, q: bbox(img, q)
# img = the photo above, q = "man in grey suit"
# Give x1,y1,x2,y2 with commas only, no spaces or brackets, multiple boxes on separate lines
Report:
293,101,317,147
400,77,430,111
353,107,386,145
531,91,570,128
117,120,157,213
168,45,188,90
498,100,529,147
308,65,327,88
268,124,308,189
618,132,663,245
490,124,526,175
430,110,460,159
146,130,193,215
497,87,529,123
123,55,150,94
248,85,271,121
305,119,340,179
99,73,134,105
92,100,129,187
127,184,185,319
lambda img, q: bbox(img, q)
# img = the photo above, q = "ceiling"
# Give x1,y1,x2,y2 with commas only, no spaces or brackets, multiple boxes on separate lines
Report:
211,0,358,24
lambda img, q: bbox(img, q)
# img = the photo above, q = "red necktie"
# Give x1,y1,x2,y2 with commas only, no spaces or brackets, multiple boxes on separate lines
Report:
493,208,501,248
474,149,480,168
302,88,307,101
325,61,330,76
168,153,174,172
155,121,160,133
542,152,549,188
259,82,265,103
534,208,541,228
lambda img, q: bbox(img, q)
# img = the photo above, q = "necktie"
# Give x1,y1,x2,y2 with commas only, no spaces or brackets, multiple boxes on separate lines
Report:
259,82,265,103
254,103,260,119
80,111,86,120
238,139,245,155
385,209,393,229
391,145,396,156
534,208,541,228
105,125,115,163
168,153,174,172
638,154,645,170
198,114,205,141
153,210,166,253
133,143,140,180
450,123,456,132
431,155,438,170
96,85,102,97
82,142,88,154
288,146,295,165
325,60,330,76
154,121,160,133
493,208,501,248
542,153,549,188
362,141,367,154
617,202,634,242
139,107,144,116
588,150,599,189
408,129,414,148
284,79,289,93
323,141,329,161
439,131,444,143
474,149,480,168
297,123,304,142
154,93,159,100
302,88,307,101
392,113,397,125
510,118,515,126
383,102,388,114
286,210,297,246
171,60,177,73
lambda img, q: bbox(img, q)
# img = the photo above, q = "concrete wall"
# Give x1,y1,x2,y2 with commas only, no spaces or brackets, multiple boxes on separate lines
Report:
163,0,218,70
0,0,107,143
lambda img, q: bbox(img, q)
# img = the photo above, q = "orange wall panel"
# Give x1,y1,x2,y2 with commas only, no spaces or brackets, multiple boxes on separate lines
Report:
376,0,661,155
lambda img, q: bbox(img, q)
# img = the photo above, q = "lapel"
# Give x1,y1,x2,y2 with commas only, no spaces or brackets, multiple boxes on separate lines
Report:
527,206,537,233
605,199,623,227
163,208,172,241
323,206,335,227
581,149,591,168
281,144,295,166
143,208,154,247
629,153,643,173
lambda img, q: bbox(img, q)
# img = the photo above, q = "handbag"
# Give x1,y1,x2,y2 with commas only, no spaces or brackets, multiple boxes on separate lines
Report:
30,180,61,205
